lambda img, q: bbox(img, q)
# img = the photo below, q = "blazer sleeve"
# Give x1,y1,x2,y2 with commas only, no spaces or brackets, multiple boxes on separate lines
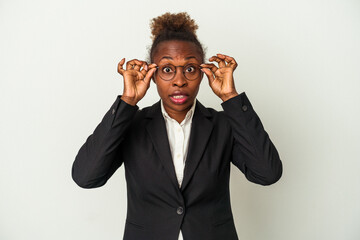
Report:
221,92,283,185
72,95,138,189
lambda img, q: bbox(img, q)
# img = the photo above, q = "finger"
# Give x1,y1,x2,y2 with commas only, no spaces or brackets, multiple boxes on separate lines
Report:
216,53,227,59
148,64,157,81
148,63,157,69
117,58,125,74
139,69,147,77
216,53,226,59
126,60,137,70
201,67,215,83
133,59,145,71
209,56,226,68
216,54,229,66
143,68,156,88
140,62,148,76
200,63,218,73
223,55,238,70
144,63,148,71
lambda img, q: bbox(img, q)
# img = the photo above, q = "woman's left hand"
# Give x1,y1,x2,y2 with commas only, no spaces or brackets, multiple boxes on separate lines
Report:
201,54,239,102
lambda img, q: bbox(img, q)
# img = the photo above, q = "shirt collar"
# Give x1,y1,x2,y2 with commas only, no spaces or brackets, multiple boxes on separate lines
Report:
161,99,197,125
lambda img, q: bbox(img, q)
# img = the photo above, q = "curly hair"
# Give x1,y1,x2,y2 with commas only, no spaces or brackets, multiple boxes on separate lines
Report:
149,12,205,62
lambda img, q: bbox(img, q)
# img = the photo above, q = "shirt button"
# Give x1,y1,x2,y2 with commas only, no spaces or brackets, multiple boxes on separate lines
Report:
177,128,181,132
242,105,248,112
177,207,184,215
177,154,181,158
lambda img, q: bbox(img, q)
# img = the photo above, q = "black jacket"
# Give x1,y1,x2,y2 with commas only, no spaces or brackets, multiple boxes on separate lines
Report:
72,92,282,240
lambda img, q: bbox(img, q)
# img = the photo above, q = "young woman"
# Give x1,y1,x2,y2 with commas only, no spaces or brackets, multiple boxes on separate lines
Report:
72,12,282,240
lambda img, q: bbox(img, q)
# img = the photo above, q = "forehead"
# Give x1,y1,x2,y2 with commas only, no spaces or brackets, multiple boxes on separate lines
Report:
152,40,202,63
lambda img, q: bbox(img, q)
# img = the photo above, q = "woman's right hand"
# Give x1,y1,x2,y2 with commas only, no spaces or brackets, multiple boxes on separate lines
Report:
117,58,157,106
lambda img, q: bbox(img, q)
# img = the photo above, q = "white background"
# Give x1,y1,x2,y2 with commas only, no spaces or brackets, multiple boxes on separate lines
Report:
1,0,359,239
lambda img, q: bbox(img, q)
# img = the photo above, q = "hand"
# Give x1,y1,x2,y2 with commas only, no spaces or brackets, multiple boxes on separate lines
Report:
117,58,157,106
201,54,239,102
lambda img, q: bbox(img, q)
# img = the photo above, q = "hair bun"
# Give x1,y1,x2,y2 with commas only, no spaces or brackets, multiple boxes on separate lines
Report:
150,12,198,40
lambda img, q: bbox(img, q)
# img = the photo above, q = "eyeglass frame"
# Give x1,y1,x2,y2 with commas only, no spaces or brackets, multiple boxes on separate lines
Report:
154,63,204,81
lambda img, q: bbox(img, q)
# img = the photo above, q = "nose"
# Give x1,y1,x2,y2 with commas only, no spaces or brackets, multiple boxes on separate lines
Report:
172,70,187,87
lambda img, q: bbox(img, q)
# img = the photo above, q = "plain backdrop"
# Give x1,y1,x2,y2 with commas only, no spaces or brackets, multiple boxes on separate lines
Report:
1,0,359,239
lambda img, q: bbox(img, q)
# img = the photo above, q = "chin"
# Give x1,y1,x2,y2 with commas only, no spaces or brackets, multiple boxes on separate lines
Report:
175,102,194,111
167,101,191,111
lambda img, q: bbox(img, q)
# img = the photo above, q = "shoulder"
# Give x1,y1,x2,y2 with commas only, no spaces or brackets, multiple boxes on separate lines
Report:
195,99,226,116
194,100,230,126
127,100,162,127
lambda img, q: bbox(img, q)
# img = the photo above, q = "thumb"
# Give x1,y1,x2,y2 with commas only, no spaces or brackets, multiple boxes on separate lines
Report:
144,68,156,88
201,68,215,84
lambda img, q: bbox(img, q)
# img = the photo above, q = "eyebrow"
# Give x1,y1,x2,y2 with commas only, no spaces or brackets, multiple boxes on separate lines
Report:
160,56,197,60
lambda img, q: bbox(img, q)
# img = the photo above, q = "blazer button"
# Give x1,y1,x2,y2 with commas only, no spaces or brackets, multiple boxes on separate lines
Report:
177,207,184,215
242,105,248,112
112,109,115,114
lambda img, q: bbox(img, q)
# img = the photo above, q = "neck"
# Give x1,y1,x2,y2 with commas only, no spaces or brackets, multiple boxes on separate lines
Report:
165,107,189,124
162,101,195,124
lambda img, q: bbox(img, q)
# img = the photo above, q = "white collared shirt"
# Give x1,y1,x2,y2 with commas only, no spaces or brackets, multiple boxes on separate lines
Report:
160,99,196,240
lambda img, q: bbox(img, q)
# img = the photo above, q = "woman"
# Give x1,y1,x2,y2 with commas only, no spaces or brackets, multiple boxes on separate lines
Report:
72,12,282,240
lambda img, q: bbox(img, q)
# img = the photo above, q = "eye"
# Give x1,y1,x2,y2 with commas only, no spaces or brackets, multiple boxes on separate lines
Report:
185,65,196,73
162,66,174,74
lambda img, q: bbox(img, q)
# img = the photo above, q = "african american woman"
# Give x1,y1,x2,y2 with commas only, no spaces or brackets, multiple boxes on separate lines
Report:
72,12,283,240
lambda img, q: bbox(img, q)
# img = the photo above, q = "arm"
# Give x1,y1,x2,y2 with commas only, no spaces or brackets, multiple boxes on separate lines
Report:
201,54,282,185
71,96,138,188
72,58,156,188
221,93,282,185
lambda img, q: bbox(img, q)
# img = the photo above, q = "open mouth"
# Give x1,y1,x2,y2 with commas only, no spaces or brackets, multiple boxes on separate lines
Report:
170,94,188,104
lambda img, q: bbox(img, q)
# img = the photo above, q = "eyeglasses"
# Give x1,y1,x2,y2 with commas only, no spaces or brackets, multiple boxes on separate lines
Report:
155,63,203,81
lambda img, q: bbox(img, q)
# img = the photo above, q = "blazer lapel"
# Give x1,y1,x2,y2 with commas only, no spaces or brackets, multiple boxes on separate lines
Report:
180,100,213,192
145,101,180,189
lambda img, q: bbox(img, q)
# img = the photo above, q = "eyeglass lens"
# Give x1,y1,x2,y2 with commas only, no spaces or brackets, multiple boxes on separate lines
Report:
157,64,202,81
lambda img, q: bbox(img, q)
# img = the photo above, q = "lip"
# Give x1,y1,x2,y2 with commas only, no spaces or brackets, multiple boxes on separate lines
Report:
169,91,189,105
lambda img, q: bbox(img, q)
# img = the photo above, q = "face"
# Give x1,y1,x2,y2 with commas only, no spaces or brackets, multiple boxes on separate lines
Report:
152,40,203,118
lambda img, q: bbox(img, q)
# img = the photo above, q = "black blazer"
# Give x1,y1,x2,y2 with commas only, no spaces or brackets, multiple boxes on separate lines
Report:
72,92,282,240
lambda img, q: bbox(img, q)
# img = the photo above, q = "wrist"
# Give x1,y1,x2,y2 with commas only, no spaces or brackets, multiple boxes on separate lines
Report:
121,95,138,106
220,91,239,102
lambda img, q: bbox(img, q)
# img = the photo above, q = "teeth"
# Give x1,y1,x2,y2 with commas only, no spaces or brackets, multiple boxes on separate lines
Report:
172,95,185,99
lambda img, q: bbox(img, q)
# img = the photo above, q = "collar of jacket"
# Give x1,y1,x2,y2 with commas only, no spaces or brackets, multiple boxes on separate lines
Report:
144,99,214,192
